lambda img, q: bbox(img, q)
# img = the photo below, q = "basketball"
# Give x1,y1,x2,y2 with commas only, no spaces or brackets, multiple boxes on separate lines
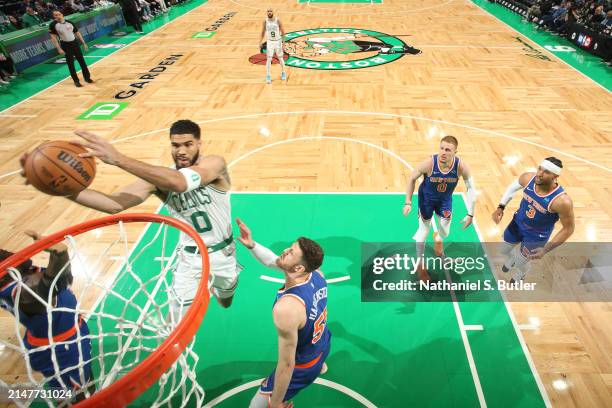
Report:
248,53,288,65
24,141,96,196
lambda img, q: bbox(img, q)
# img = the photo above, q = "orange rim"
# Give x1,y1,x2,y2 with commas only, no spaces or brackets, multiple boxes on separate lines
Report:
0,213,210,407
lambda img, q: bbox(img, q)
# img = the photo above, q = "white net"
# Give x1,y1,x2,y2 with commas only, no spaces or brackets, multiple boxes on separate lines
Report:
0,215,208,407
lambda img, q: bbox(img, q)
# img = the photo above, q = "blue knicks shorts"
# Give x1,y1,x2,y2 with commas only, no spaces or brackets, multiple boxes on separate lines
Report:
503,217,552,257
259,345,331,402
418,189,452,221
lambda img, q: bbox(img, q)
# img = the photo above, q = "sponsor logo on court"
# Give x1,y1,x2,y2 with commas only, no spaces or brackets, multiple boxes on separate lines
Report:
544,45,575,52
252,28,420,71
77,102,128,120
114,54,183,99
192,31,216,38
514,37,551,61
203,12,236,32
93,44,125,49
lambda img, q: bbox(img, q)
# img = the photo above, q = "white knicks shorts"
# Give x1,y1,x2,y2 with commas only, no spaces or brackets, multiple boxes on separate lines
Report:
171,241,242,305
266,40,283,58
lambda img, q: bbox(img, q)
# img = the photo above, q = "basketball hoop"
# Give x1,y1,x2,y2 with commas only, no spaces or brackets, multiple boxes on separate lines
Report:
0,213,210,407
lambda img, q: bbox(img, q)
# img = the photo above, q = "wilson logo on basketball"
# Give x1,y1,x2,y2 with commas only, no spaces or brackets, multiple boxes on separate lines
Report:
57,151,92,182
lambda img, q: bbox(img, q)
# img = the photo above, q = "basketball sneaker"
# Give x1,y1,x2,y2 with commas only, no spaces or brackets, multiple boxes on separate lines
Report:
415,263,431,282
266,75,271,84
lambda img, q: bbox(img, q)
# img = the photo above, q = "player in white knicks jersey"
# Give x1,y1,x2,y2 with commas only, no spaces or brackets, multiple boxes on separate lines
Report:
260,8,286,84
21,120,241,318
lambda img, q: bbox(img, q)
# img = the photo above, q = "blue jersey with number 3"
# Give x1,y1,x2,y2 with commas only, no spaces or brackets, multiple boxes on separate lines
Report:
514,176,565,234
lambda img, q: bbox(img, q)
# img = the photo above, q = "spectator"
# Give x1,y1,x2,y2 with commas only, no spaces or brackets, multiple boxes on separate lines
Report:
68,0,87,12
19,0,35,14
137,0,153,20
587,5,605,26
61,1,76,15
92,0,113,7
0,11,18,34
153,0,169,13
22,6,45,28
145,0,162,16
118,0,143,33
538,1,568,29
34,2,53,20
601,10,612,29
0,52,16,85
8,15,23,30
48,9,93,87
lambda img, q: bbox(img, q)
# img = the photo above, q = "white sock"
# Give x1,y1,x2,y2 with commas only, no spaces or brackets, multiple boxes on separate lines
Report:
413,217,431,265
266,57,272,77
500,242,516,269
437,216,451,240
278,53,286,72
511,250,530,280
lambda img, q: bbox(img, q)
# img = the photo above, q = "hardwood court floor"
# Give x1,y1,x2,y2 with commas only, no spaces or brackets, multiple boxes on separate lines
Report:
0,0,610,406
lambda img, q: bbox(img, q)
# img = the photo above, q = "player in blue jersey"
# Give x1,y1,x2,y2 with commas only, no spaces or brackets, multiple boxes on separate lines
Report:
0,231,94,401
492,157,574,283
236,219,330,408
403,136,477,280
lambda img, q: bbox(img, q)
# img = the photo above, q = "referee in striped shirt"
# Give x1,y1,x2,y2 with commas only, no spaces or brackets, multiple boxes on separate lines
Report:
49,10,93,88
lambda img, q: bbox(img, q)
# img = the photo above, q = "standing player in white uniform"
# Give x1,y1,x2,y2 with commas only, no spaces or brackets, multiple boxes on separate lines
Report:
260,8,286,84
19,120,241,317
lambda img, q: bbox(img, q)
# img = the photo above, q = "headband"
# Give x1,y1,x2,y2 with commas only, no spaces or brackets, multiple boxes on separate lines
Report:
540,159,561,175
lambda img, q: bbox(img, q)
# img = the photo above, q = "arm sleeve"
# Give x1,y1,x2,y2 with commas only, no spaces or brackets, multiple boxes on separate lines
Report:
70,21,78,32
464,177,476,215
48,22,56,34
500,179,524,206
249,242,282,271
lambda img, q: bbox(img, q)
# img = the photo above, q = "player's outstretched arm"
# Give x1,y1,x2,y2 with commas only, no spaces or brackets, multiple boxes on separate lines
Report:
69,179,156,214
23,231,72,312
403,158,431,216
18,150,152,213
491,172,534,224
236,218,281,270
460,161,476,229
73,130,227,193
270,298,303,408
530,194,574,259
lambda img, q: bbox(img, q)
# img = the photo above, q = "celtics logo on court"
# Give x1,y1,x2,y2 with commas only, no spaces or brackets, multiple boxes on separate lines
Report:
253,28,421,70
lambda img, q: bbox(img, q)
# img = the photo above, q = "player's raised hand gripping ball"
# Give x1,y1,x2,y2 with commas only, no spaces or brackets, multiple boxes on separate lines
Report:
22,141,96,196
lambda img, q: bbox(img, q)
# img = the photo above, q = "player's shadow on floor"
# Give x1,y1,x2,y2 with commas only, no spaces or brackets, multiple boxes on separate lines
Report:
322,321,534,408
197,321,534,407
197,360,273,404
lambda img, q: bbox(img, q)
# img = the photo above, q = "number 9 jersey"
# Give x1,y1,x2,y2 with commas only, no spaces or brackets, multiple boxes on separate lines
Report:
265,17,281,42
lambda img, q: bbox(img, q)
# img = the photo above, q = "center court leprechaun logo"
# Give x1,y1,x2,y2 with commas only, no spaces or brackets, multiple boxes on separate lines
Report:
251,28,421,70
